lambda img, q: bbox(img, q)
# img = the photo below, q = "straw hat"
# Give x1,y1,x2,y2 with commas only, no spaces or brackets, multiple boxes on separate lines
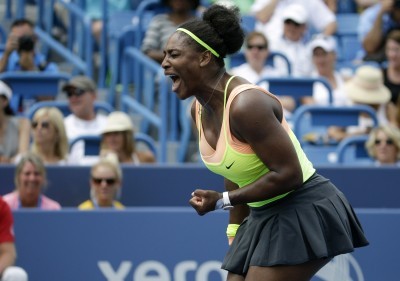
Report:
344,65,391,104
101,111,134,134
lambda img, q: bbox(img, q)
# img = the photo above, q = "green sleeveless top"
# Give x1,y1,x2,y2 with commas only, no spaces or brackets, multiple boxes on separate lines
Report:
197,77,315,208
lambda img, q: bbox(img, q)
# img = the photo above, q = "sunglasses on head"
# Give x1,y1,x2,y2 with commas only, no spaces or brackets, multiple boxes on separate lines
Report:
247,44,267,51
92,177,117,185
32,121,50,129
284,19,302,27
65,88,86,98
375,139,394,145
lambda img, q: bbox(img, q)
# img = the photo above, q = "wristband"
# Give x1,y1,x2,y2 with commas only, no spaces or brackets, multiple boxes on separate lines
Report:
222,191,234,210
226,223,240,237
215,192,234,210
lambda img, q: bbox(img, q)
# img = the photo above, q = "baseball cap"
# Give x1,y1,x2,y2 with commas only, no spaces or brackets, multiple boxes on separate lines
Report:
62,76,97,92
309,35,337,53
282,4,308,25
0,81,12,101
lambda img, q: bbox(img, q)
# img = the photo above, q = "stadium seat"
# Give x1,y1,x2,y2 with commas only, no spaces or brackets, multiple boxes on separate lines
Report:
336,135,374,165
26,100,114,120
69,132,158,159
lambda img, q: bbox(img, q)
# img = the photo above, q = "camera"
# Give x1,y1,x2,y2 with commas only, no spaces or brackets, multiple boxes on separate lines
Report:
18,35,35,52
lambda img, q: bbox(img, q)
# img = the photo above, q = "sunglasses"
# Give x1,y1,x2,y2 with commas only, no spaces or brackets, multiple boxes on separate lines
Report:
247,44,267,51
32,121,50,129
284,19,302,27
92,177,117,185
375,139,394,145
65,88,86,98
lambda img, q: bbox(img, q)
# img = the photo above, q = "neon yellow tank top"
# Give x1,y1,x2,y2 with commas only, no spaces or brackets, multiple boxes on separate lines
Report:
196,77,315,208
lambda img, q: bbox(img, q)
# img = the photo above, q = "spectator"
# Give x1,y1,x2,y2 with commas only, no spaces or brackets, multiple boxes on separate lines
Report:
355,0,379,11
100,111,156,164
229,31,284,83
382,29,400,105
63,75,107,141
78,154,124,209
0,196,28,281
268,4,314,77
0,81,30,163
141,0,200,64
250,0,336,46
328,65,396,141
3,153,61,210
305,34,352,106
0,18,58,73
29,107,69,165
358,0,400,62
365,124,400,165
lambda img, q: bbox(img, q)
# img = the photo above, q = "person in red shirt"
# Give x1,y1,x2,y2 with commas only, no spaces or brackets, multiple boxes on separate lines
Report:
0,197,28,281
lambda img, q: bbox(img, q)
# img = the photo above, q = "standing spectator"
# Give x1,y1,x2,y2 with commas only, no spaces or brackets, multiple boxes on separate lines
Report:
78,154,124,209
141,0,200,64
29,107,69,165
365,124,400,165
0,196,28,281
268,4,314,77
3,153,61,210
0,81,30,163
305,34,352,106
63,75,108,165
358,0,400,62
382,29,400,105
100,111,156,164
229,31,285,83
250,0,336,46
0,19,58,73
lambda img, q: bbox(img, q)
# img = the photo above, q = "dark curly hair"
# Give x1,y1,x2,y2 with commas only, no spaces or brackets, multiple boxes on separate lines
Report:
178,4,244,64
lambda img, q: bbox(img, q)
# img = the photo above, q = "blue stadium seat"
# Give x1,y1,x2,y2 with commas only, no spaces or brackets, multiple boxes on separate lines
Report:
336,135,374,165
25,100,114,120
291,104,378,164
69,132,158,159
0,72,71,114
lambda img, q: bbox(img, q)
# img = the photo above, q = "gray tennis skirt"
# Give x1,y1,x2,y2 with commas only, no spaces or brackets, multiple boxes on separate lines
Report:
221,173,369,275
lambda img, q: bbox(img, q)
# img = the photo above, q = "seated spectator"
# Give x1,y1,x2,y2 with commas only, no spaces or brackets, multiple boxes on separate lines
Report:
250,0,336,47
100,111,156,164
382,29,400,105
268,4,314,77
63,75,107,165
365,124,400,165
141,0,200,64
78,154,124,209
0,81,30,163
359,0,400,63
229,31,285,83
304,34,352,106
63,75,107,141
0,18,58,73
328,65,397,141
3,153,61,210
28,107,69,165
0,196,28,281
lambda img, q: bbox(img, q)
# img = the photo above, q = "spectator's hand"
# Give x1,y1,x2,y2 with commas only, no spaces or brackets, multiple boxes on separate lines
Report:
189,189,221,216
327,126,346,142
4,33,19,55
381,0,395,13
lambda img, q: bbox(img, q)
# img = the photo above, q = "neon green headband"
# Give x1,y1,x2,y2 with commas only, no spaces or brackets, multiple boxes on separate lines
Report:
176,28,220,58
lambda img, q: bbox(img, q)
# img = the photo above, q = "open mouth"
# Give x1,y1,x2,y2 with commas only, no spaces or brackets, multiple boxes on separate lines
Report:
168,75,181,92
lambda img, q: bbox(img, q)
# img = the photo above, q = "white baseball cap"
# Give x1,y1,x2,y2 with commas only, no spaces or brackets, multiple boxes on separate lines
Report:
309,35,337,53
282,4,308,25
0,81,12,101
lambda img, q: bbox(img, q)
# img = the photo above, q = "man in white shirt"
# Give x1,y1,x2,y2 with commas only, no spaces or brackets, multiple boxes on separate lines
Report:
251,0,336,46
63,75,108,165
268,3,314,77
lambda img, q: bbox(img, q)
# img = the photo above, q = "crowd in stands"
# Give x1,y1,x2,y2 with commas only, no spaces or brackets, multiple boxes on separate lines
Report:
0,0,400,202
